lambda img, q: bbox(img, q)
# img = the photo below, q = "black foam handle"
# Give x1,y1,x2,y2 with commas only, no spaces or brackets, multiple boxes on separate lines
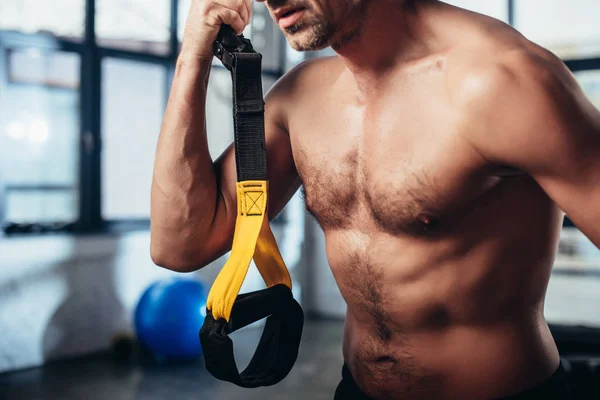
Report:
200,285,304,388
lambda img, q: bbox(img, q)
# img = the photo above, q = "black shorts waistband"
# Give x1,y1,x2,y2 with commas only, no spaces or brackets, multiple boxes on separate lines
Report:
334,362,573,400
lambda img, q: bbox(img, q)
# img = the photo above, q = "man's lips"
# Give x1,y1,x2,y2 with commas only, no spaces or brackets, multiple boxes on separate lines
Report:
277,8,306,29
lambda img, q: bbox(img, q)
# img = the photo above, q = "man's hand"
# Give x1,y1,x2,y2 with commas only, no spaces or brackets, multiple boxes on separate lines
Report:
182,0,253,60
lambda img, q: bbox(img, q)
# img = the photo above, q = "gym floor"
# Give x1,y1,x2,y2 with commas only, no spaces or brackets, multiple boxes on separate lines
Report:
2,314,600,399
0,320,345,400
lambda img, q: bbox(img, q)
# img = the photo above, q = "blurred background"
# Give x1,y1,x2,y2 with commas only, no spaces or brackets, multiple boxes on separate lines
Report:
0,0,599,399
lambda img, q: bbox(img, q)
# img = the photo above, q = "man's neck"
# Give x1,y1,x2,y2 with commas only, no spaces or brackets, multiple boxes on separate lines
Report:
332,0,439,95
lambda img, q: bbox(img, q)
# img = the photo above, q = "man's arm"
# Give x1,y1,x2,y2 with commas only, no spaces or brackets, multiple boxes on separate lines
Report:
151,72,300,272
151,40,300,273
455,49,600,247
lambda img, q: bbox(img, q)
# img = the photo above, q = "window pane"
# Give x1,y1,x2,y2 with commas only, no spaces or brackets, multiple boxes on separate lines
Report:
177,0,190,43
0,0,84,39
515,0,600,59
442,0,508,22
0,49,80,224
96,0,170,55
8,49,79,88
101,59,166,219
206,68,235,157
252,3,284,72
546,227,600,327
6,190,77,223
575,70,600,110
285,43,306,72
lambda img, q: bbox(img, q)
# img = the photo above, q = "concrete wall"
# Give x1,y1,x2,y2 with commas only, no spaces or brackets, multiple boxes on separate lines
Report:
0,231,212,373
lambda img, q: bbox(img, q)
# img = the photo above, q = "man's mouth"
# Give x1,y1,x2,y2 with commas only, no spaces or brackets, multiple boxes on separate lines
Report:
277,7,306,29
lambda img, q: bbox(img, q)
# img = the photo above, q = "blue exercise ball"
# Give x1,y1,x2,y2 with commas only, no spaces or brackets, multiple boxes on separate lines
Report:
134,278,207,359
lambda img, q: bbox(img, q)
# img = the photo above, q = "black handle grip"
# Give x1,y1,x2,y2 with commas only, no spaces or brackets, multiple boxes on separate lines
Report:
217,25,245,48
213,24,254,71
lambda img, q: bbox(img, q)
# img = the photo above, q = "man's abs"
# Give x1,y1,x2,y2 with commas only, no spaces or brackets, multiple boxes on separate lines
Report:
325,223,562,399
342,314,559,399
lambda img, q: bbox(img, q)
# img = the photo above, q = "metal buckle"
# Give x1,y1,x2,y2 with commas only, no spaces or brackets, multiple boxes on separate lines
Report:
214,41,236,70
213,26,255,71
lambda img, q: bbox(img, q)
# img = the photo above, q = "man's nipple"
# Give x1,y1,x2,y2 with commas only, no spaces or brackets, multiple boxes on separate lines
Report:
417,213,440,232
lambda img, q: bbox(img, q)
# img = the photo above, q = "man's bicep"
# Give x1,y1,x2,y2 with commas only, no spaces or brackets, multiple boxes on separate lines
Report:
527,102,600,247
263,92,302,220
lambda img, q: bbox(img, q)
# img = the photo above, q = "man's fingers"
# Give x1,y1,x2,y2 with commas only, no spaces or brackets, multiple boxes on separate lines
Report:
182,0,251,59
213,0,250,28
213,5,246,34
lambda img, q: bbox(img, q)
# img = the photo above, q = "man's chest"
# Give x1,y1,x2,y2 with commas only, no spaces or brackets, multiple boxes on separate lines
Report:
288,90,497,235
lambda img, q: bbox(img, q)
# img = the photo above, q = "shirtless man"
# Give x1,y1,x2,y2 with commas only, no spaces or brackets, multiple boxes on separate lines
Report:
150,0,600,398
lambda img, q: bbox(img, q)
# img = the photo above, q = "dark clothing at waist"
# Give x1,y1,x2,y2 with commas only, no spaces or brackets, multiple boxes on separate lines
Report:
334,362,572,399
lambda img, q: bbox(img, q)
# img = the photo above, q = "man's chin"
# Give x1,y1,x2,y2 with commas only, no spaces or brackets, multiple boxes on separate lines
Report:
285,32,330,52
289,42,329,52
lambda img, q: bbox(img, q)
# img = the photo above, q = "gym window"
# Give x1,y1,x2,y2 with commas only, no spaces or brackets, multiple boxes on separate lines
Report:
0,0,285,236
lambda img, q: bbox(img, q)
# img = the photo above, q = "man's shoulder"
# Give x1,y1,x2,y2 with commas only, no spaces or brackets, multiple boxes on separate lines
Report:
442,31,583,165
264,55,340,128
444,36,569,120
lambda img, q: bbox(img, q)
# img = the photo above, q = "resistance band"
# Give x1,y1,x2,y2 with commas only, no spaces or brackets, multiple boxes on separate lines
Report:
199,25,304,388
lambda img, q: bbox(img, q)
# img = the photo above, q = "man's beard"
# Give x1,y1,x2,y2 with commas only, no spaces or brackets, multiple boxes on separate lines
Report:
283,1,369,52
284,16,335,51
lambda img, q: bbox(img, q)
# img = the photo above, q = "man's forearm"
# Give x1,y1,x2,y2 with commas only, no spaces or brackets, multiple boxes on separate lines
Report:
150,52,220,270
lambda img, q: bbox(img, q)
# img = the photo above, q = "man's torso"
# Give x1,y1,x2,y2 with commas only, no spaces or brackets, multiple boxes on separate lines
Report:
279,11,563,399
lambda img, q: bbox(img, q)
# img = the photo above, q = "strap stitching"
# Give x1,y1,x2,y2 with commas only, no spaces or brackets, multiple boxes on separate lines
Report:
245,191,264,215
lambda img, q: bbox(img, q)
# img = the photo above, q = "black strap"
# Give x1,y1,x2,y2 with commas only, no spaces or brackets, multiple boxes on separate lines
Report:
200,284,304,388
215,26,267,182
232,52,267,181
199,26,304,388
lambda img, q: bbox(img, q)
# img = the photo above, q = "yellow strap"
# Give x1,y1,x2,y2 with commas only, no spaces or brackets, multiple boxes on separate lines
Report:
206,180,292,322
254,217,292,289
